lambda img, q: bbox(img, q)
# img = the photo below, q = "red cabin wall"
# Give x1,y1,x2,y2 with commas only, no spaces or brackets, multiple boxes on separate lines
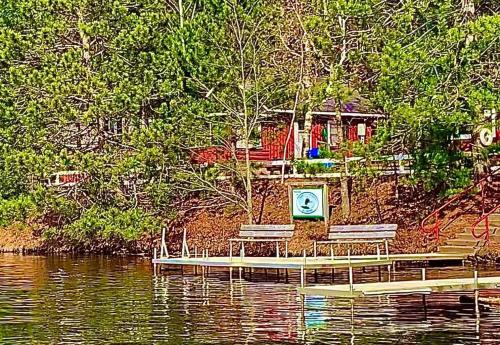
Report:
310,123,325,149
261,123,294,160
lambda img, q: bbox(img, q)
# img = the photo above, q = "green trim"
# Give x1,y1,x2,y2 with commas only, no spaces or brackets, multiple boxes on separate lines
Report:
292,187,323,191
293,215,325,219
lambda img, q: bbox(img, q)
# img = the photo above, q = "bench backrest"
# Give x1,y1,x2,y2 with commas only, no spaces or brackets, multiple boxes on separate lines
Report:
239,224,295,238
328,224,398,241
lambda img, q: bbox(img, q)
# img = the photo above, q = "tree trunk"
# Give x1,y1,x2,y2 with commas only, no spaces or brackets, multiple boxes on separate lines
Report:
244,134,254,224
341,175,351,221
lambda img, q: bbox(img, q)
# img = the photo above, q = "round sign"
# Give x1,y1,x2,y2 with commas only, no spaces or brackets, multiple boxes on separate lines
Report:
296,192,319,214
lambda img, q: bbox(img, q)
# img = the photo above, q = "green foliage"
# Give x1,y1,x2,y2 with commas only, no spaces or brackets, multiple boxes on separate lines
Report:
0,0,499,250
44,206,160,245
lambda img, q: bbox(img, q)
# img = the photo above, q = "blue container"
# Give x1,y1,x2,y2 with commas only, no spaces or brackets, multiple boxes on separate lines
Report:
308,147,320,159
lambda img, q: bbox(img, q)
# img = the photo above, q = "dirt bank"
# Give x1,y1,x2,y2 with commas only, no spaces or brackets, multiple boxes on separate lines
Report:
168,179,450,257
2,177,496,260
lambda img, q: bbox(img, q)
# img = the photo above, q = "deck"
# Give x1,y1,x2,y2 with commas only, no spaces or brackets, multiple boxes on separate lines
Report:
152,256,393,270
152,252,467,270
299,276,500,298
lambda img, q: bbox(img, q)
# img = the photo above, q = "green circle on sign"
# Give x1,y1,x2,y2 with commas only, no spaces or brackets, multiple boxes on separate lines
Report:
296,192,319,214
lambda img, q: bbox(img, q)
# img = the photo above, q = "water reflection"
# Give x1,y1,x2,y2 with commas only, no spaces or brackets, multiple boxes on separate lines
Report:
1,254,500,344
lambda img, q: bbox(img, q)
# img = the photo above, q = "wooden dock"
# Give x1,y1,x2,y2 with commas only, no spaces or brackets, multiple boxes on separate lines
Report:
152,256,393,270
299,276,500,298
152,252,466,270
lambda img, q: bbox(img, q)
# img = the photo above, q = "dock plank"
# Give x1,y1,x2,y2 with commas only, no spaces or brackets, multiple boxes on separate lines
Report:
299,277,500,298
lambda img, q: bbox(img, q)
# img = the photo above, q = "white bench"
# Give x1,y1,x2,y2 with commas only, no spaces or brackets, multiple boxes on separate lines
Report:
229,224,295,258
314,224,398,260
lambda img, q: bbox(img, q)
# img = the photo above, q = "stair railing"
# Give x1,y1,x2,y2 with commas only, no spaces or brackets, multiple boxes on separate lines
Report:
421,170,499,241
471,203,500,241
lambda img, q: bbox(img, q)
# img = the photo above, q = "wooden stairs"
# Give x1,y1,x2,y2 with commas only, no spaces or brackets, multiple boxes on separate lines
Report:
438,213,500,255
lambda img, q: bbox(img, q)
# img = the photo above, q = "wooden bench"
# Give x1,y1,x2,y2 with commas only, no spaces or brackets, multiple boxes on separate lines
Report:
314,224,398,260
229,224,295,259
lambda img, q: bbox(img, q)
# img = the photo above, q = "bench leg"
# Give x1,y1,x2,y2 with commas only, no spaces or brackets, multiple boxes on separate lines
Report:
330,244,334,261
385,240,389,260
376,244,381,261
276,241,279,258
285,241,288,258
229,241,233,260
313,241,317,258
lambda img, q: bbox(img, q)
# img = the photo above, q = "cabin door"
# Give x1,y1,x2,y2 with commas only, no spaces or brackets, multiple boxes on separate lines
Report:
294,122,303,159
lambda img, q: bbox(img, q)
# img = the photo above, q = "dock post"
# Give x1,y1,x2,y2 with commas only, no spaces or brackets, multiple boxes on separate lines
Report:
229,267,233,285
387,265,391,282
153,248,157,276
421,268,426,281
239,267,242,281
348,249,353,292
285,269,289,283
331,268,335,283
301,250,307,287
300,266,305,288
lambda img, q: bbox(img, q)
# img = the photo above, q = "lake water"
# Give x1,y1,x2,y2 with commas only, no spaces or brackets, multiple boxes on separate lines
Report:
1,254,500,344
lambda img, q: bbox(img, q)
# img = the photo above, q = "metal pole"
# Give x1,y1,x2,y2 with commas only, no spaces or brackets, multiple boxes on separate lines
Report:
348,249,353,292
276,241,280,258
313,241,317,258
300,265,305,288
421,268,426,281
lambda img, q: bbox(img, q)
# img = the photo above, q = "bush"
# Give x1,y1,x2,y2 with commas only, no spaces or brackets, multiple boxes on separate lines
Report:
45,206,161,246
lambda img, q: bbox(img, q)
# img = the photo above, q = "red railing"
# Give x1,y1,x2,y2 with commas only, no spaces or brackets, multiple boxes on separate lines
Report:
471,203,500,241
420,171,498,241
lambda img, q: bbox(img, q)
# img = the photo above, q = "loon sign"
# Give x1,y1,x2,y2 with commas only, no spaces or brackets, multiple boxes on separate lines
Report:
292,187,326,219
